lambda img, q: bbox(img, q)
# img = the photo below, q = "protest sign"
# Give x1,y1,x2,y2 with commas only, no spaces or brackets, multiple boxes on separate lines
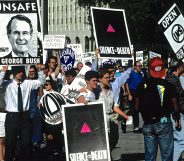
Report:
136,51,143,64
158,3,184,60
91,7,132,59
44,35,66,49
60,47,75,71
39,92,66,125
0,0,43,65
67,44,83,63
62,102,111,161
149,51,161,59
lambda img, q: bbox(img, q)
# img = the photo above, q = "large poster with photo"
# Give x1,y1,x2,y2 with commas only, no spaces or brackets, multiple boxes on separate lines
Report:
62,102,111,161
0,0,43,65
91,7,132,59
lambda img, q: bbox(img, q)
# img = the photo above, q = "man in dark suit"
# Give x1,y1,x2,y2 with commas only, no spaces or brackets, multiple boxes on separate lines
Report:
5,14,33,58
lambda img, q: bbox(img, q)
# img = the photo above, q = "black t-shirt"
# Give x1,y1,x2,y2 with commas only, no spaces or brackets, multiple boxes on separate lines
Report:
136,78,178,123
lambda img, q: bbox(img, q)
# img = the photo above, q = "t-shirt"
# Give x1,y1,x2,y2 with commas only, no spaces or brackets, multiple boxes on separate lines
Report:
78,89,96,102
136,78,178,123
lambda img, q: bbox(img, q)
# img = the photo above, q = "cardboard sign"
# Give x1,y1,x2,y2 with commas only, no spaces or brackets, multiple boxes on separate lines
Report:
158,4,184,60
67,44,83,63
136,51,144,64
67,65,91,100
44,35,66,49
149,51,161,59
91,7,132,59
0,0,43,65
62,102,111,161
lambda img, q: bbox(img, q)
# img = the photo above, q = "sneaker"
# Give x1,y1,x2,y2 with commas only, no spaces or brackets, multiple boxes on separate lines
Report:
121,122,126,133
134,128,142,133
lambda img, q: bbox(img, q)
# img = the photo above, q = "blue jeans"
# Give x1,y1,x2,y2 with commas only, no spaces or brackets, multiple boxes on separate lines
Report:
142,121,174,161
171,114,184,161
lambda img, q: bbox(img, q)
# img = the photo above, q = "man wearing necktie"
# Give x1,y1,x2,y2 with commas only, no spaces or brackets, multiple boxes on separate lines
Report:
0,65,45,161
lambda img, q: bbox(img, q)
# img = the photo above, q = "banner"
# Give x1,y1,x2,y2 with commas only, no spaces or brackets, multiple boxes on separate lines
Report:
158,3,184,60
91,7,132,59
0,0,43,65
62,102,111,161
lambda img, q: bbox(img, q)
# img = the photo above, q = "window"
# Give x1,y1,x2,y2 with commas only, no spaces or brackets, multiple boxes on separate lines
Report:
57,19,59,24
76,37,80,44
85,36,89,52
61,19,63,24
70,18,72,24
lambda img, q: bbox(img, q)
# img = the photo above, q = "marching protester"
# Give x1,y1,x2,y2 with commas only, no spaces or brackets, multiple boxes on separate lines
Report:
135,57,181,161
40,78,65,161
166,59,184,161
28,65,43,150
127,61,144,133
77,70,99,103
0,65,45,161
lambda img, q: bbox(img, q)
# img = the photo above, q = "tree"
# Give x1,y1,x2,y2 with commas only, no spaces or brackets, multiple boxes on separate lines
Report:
77,0,184,58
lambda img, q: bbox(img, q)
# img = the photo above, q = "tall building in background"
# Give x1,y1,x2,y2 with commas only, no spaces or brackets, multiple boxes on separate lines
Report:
47,0,96,53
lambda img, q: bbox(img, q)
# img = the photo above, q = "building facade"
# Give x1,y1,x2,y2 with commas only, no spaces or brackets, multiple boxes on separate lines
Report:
46,0,96,53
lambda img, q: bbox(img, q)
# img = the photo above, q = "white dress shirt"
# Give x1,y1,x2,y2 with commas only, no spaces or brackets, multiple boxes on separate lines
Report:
0,71,45,112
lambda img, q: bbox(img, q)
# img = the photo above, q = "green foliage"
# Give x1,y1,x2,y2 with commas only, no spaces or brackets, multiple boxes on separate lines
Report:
77,0,184,57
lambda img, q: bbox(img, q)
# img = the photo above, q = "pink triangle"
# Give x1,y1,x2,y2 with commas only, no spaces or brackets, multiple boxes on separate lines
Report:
80,122,91,133
107,24,116,32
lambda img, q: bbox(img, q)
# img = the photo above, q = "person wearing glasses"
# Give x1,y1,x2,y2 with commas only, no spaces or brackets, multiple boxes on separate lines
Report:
127,61,144,133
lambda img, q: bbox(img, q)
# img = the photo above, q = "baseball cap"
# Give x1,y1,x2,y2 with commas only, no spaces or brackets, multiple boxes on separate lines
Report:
149,57,166,78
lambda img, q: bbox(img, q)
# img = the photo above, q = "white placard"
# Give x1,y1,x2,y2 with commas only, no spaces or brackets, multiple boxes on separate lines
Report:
67,44,83,63
158,4,184,59
44,35,66,49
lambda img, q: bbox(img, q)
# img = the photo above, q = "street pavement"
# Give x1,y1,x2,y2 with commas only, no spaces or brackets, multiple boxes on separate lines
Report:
111,118,162,161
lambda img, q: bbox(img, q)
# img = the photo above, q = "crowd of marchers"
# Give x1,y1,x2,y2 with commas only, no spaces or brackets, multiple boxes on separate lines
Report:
0,50,183,161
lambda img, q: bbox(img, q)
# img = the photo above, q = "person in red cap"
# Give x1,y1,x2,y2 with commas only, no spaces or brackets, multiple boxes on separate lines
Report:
135,57,180,161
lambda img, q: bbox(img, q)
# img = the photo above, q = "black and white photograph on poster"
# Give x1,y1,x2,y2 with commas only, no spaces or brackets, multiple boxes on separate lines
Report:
62,102,111,161
158,3,184,60
91,7,132,58
0,0,43,65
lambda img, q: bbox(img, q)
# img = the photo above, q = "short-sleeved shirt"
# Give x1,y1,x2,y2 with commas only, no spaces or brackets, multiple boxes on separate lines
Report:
136,78,178,123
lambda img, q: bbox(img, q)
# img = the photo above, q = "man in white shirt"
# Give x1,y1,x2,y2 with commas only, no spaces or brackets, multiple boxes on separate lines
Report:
0,65,45,161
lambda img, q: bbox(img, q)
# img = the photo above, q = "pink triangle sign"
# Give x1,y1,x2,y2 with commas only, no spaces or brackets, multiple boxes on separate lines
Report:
80,122,91,133
107,24,116,32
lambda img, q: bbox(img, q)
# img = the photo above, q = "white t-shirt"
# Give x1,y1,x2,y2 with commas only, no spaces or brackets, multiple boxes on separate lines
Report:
78,89,96,102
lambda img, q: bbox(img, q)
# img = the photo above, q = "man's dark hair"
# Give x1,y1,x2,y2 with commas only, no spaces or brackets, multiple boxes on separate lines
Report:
7,14,33,35
169,59,183,73
98,69,109,79
65,68,77,77
85,71,98,81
